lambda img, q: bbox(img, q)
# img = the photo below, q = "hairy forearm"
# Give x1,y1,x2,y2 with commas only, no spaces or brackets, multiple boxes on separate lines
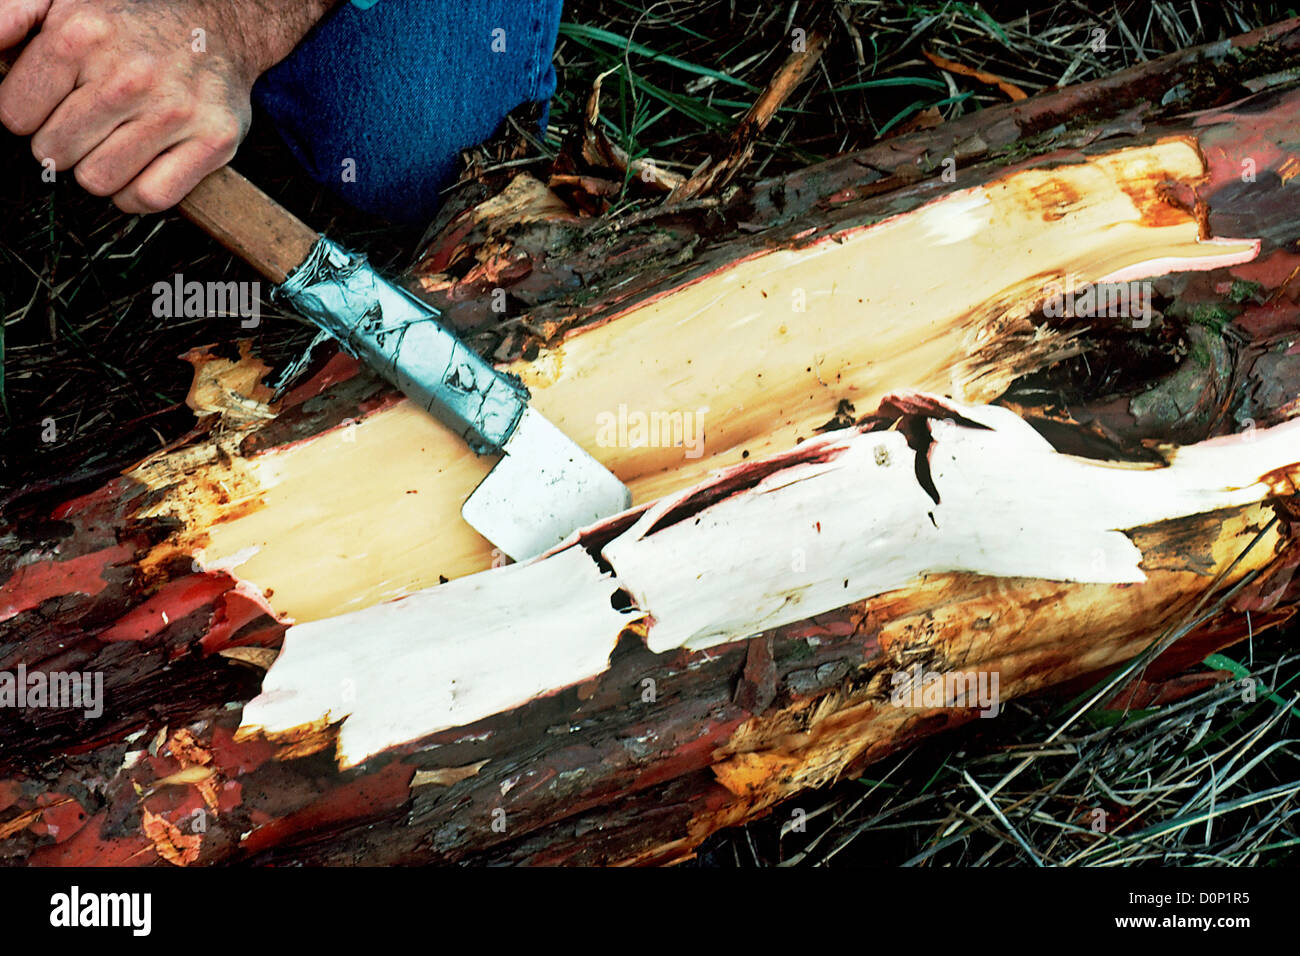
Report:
229,0,344,79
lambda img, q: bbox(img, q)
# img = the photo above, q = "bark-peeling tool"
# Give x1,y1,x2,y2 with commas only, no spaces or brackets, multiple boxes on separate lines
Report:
276,237,632,561
0,40,632,562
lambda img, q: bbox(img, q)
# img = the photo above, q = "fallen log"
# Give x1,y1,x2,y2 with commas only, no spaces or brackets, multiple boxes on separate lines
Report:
243,394,1300,770
1,21,1299,865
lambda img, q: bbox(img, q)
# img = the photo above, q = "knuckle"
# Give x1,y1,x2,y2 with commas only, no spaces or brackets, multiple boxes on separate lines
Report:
153,100,194,129
74,162,116,197
104,57,154,101
0,95,35,136
111,193,143,215
131,181,177,213
30,134,58,165
201,115,241,153
52,10,111,59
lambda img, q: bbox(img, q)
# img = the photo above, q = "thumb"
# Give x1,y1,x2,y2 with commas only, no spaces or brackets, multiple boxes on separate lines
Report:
0,0,51,52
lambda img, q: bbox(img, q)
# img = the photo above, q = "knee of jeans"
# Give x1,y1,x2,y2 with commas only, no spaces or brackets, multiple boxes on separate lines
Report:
250,0,564,223
251,91,453,223
338,153,457,224
313,130,456,223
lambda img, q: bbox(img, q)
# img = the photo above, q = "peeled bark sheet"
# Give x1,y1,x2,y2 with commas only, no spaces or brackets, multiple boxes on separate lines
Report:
1,21,1299,865
242,396,1299,771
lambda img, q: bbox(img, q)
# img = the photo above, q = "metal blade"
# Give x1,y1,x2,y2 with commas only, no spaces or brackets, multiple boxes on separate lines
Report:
462,407,632,561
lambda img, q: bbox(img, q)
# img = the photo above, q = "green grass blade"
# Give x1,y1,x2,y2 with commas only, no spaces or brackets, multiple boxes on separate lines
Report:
953,1,1010,44
838,76,950,92
1204,652,1300,719
559,22,760,92
877,92,973,137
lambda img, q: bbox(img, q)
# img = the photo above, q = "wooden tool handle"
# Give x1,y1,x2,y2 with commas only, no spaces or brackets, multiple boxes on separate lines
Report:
0,49,319,284
179,168,320,284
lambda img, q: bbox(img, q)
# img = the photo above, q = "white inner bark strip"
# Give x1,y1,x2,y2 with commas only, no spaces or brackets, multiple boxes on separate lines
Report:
238,394,1300,768
135,139,1258,621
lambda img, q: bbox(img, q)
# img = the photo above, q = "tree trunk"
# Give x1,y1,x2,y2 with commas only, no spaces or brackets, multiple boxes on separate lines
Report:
2,20,1299,866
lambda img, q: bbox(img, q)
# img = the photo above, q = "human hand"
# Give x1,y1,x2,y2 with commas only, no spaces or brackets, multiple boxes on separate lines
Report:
0,0,335,213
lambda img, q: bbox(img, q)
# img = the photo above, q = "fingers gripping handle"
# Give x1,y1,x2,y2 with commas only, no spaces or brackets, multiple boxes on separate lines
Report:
1,47,528,451
1,47,318,284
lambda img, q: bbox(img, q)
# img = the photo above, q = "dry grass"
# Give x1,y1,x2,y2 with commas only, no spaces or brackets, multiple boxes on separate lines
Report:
549,1,1295,185
694,533,1300,866
694,654,1300,866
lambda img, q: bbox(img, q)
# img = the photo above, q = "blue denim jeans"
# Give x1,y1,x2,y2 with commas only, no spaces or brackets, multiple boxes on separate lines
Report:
252,0,565,224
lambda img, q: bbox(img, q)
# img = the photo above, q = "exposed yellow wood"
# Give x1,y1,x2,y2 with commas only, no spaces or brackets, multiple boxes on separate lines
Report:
131,139,1259,622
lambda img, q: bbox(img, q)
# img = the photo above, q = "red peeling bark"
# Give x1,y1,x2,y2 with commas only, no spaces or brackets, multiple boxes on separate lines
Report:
0,544,135,623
